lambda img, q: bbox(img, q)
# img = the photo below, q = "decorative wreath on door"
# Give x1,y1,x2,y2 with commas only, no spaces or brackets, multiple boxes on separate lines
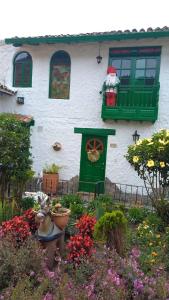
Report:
86,138,103,163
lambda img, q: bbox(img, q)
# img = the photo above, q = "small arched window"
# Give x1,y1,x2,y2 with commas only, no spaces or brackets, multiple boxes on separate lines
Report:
13,52,32,87
49,50,71,99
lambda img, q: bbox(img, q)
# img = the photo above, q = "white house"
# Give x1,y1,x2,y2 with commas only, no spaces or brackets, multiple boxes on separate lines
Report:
0,27,169,193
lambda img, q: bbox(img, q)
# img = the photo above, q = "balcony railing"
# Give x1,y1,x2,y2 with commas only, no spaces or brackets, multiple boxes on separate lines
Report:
101,83,160,122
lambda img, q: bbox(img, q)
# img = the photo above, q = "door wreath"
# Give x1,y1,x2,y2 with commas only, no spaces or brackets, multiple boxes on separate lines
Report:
86,138,103,163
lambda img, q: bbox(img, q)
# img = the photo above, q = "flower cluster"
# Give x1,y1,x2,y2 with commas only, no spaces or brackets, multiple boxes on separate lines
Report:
126,129,169,204
1,215,31,244
67,214,96,264
75,215,96,237
23,208,37,233
67,234,94,263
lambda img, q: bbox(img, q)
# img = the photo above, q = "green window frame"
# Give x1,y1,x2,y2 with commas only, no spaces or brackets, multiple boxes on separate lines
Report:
49,50,71,99
109,46,161,87
13,52,32,87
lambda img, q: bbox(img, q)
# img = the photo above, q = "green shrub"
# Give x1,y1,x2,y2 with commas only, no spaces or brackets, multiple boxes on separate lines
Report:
155,199,169,225
87,194,114,219
20,197,35,211
145,212,165,232
59,194,84,219
127,207,149,224
94,210,127,256
60,194,82,208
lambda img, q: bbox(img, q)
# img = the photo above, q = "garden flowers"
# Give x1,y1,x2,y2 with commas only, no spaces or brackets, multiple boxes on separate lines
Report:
133,156,139,163
147,160,155,167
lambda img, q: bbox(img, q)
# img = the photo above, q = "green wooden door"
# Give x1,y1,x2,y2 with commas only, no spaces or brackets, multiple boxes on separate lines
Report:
79,135,108,193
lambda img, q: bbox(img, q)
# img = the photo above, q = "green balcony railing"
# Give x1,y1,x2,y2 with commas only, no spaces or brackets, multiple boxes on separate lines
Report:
101,83,160,122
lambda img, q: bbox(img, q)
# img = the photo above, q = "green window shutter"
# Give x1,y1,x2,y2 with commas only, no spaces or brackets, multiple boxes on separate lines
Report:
49,50,71,99
13,52,32,87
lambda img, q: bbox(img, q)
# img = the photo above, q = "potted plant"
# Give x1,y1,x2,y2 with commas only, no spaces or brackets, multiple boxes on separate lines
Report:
42,163,61,195
51,203,71,230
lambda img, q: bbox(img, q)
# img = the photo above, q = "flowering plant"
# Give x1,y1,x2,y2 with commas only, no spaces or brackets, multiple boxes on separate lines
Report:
23,208,37,233
1,215,31,245
126,129,169,206
67,234,95,263
75,215,96,237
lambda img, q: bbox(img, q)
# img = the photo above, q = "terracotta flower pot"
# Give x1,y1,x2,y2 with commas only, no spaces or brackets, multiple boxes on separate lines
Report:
42,173,59,195
51,208,71,230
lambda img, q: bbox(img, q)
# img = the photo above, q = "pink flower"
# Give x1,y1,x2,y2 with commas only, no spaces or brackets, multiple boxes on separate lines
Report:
131,247,141,258
43,293,53,300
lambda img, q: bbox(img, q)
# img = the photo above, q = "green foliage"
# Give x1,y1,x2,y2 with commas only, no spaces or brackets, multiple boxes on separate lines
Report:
0,199,20,224
127,207,149,224
87,194,113,219
60,194,84,219
126,129,169,205
145,212,165,232
43,163,61,173
20,197,35,211
95,210,127,238
94,210,127,255
155,199,169,225
0,114,33,205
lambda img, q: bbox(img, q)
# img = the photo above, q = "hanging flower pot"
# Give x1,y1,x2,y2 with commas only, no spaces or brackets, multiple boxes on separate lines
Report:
87,149,100,163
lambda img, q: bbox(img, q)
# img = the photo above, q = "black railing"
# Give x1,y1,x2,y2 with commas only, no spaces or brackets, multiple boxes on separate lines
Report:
5,177,153,207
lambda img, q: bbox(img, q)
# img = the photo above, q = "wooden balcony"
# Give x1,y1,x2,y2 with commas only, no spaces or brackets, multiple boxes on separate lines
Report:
101,84,160,122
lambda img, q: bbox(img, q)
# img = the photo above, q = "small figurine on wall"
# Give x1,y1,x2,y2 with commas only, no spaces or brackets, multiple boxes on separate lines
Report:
101,66,120,107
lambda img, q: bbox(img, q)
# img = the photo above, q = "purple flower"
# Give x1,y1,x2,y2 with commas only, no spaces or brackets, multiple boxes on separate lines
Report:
131,247,141,258
134,279,144,292
43,293,53,300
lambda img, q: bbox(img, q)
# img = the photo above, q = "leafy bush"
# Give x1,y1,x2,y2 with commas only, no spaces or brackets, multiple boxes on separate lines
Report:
126,129,169,210
155,199,169,225
87,194,114,219
20,197,35,211
127,207,149,224
145,212,165,232
0,113,33,205
60,194,84,219
94,210,127,255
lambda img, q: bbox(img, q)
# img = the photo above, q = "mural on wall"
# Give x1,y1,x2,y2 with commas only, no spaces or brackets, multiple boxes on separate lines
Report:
50,51,71,99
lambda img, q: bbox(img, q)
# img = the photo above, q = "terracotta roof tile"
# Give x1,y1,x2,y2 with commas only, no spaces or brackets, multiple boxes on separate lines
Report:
5,26,169,45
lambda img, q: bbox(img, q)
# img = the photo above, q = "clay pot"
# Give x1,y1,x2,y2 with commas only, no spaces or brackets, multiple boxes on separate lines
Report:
42,173,59,195
51,208,71,230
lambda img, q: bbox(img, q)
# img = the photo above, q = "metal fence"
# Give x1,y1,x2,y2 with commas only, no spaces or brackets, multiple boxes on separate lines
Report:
23,177,153,207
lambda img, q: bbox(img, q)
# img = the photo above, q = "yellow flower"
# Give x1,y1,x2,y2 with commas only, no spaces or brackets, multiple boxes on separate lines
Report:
133,156,139,163
156,234,160,238
159,139,168,145
160,162,165,168
136,140,142,145
148,142,154,145
150,259,155,263
151,251,158,257
143,225,149,229
149,242,153,246
147,160,155,167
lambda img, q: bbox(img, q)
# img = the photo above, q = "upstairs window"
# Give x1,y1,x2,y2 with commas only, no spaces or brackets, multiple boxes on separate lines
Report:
109,47,161,87
13,52,32,87
49,50,71,99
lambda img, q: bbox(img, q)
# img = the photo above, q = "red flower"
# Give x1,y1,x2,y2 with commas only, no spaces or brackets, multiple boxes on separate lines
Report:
76,215,96,237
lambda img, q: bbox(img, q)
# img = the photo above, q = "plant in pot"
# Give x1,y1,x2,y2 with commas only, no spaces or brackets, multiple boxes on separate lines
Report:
42,163,61,195
51,203,71,230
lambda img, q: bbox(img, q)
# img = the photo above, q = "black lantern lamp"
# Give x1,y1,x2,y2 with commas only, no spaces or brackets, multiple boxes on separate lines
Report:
96,43,102,64
132,130,140,144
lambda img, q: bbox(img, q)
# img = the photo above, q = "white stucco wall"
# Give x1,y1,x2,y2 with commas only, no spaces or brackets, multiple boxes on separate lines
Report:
1,37,169,186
